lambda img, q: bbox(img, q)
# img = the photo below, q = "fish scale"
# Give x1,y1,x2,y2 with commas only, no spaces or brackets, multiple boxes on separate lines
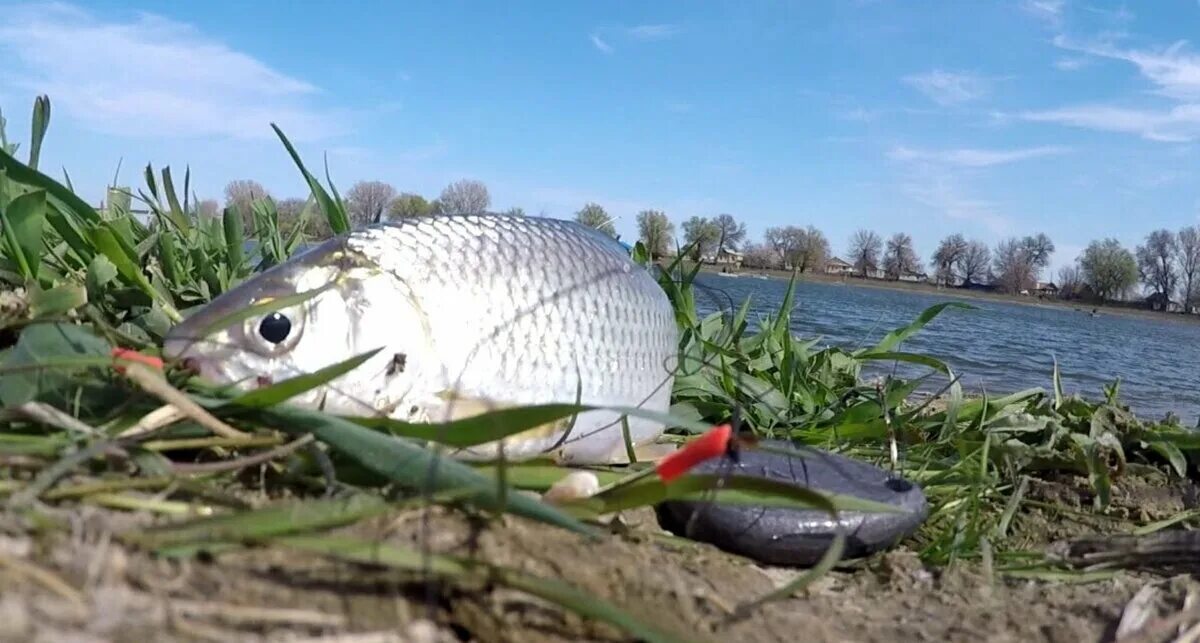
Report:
164,213,679,464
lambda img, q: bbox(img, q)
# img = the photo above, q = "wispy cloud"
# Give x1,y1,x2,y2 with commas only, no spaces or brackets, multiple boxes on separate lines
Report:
1019,35,1200,141
1054,56,1089,71
888,145,1071,167
1020,0,1066,27
590,23,680,53
1082,4,1134,24
1052,35,1200,100
902,70,990,106
900,173,1012,234
589,33,613,54
626,24,681,41
1019,103,1200,142
0,3,345,141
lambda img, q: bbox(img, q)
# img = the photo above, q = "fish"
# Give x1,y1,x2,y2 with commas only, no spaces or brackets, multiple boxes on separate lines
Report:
162,213,680,465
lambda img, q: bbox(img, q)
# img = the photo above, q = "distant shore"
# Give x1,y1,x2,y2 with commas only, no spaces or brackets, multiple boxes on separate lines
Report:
681,262,1200,326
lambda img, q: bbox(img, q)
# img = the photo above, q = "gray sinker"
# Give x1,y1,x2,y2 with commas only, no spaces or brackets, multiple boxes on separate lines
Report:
654,439,929,567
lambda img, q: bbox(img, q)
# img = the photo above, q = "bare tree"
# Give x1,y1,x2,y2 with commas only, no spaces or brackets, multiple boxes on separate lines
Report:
437,179,490,214
276,196,331,239
1178,226,1200,312
223,179,270,231
276,197,307,222
1021,233,1055,276
992,238,1033,293
575,202,617,237
503,206,526,216
848,230,882,277
992,234,1054,293
345,180,397,226
764,227,790,265
636,210,673,259
958,241,991,286
388,192,433,219
883,233,920,279
762,225,825,271
931,233,968,285
713,214,747,252
1057,265,1084,299
741,242,779,269
794,225,830,273
1136,229,1178,302
682,216,720,261
196,199,220,218
224,179,269,206
223,179,269,217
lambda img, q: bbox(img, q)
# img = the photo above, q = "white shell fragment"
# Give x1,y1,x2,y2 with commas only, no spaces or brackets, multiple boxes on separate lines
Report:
542,471,601,505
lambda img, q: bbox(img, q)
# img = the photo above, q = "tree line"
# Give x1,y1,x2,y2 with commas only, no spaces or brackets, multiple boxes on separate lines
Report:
667,215,1200,312
210,180,1200,311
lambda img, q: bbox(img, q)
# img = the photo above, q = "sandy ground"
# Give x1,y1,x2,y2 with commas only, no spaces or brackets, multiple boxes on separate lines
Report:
1,467,1198,643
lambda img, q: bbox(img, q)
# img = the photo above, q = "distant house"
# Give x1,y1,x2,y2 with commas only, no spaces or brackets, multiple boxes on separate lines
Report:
1035,282,1059,297
825,257,854,276
712,246,744,267
864,267,886,280
898,271,928,283
1145,292,1182,312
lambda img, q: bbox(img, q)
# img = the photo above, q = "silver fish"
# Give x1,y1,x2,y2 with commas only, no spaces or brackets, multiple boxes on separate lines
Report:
162,213,679,464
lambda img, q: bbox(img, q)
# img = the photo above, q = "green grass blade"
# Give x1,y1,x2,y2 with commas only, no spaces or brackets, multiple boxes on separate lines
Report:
237,401,599,537
853,350,950,374
28,283,87,318
157,229,182,286
160,166,189,232
222,205,245,270
128,494,393,550
355,403,594,449
28,95,50,171
584,472,900,516
864,302,974,354
88,224,182,322
270,124,350,234
142,163,159,204
44,202,94,266
771,270,799,338
1052,355,1064,411
0,150,105,226
0,188,48,280
229,348,383,408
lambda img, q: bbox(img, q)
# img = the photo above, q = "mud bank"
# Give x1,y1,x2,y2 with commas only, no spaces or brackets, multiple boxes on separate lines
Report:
2,468,1198,643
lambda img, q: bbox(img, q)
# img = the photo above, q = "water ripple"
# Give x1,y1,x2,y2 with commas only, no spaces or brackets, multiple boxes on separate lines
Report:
692,273,1200,424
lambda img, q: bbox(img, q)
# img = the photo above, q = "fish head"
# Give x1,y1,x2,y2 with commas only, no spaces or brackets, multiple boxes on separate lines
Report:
162,238,384,397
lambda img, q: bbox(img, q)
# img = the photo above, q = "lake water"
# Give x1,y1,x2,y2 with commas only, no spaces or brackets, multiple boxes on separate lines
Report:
690,272,1200,425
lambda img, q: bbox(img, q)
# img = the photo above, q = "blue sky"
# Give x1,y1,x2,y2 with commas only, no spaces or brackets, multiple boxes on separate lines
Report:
1,0,1198,275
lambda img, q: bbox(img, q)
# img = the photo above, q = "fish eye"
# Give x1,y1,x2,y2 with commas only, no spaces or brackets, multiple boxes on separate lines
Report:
258,312,292,345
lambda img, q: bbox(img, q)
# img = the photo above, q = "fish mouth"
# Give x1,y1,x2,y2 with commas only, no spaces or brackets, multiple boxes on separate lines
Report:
175,354,231,385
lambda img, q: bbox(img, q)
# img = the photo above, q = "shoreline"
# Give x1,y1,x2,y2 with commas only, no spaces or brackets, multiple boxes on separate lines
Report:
685,263,1200,327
